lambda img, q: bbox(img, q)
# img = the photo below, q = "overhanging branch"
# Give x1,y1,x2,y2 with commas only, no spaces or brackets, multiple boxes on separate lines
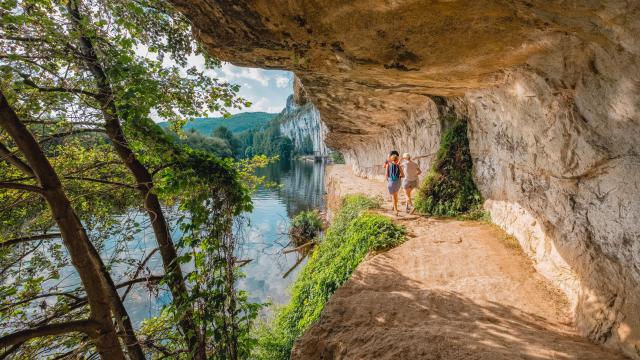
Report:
115,275,164,290
0,290,81,313
18,73,99,99
38,128,105,144
0,181,43,193
0,141,33,176
0,233,61,248
0,319,100,348
63,176,135,189
121,248,160,301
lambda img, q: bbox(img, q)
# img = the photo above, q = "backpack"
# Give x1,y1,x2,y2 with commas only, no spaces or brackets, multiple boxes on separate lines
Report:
388,162,400,181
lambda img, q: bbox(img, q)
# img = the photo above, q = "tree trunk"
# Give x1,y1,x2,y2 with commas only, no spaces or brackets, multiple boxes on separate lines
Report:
0,92,126,360
66,1,206,358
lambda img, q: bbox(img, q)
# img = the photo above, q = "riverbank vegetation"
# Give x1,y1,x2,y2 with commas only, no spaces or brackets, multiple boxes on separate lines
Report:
330,151,346,164
289,210,323,244
253,195,406,359
0,0,262,358
414,116,484,219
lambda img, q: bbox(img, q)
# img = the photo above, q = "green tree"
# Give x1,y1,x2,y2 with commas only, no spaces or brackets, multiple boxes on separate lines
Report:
299,134,314,155
167,128,234,157
236,123,294,160
414,116,482,216
213,126,242,156
1,0,259,358
0,91,129,359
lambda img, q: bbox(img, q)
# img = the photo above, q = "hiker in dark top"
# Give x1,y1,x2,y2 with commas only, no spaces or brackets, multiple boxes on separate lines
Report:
384,150,400,173
386,153,404,216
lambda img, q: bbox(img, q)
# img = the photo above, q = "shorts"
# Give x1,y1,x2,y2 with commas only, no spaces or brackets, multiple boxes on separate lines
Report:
387,179,401,194
402,179,418,189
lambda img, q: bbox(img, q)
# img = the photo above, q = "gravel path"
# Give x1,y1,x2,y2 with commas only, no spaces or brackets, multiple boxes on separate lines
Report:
291,165,627,360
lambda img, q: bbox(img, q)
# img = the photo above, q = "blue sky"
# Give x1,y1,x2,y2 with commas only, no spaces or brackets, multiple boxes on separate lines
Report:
137,46,294,119
213,62,293,115
183,52,293,116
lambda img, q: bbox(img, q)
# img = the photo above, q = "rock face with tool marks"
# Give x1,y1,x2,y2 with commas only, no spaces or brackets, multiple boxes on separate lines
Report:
171,0,640,357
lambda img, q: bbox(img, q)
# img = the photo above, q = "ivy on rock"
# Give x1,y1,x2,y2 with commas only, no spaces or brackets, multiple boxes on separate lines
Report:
414,115,483,218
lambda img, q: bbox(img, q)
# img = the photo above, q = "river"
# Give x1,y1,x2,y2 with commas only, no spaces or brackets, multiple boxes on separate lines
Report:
121,159,326,325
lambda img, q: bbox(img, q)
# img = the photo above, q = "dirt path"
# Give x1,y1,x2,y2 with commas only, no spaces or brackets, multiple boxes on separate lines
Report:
291,165,627,360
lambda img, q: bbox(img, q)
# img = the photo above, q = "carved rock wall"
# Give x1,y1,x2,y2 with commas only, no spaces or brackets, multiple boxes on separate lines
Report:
170,1,640,357
464,43,640,352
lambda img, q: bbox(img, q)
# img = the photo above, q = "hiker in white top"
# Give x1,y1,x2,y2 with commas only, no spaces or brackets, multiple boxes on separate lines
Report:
400,153,421,213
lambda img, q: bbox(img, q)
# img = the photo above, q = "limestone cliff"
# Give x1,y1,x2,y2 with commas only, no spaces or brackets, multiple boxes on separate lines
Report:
170,1,640,357
279,94,330,156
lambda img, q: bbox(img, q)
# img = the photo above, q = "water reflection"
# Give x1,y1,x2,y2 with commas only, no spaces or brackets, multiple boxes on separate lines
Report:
236,159,325,306
48,159,326,326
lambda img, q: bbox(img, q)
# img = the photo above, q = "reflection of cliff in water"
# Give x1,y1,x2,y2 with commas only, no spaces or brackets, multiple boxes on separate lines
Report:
237,159,326,306
257,159,325,217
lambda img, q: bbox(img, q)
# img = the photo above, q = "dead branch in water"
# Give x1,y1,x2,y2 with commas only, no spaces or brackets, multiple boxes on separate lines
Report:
283,241,315,254
282,254,307,279
235,259,252,267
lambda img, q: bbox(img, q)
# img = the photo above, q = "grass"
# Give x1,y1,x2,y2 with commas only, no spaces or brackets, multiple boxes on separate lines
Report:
500,232,522,252
252,194,406,359
415,115,483,218
455,204,491,221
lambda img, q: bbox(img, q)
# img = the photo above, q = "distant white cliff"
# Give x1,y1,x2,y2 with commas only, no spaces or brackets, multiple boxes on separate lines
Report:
279,94,330,156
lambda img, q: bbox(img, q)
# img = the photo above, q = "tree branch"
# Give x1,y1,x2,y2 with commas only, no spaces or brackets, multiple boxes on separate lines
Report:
0,291,81,313
0,233,61,248
0,35,45,43
18,73,99,98
71,274,164,306
38,128,105,144
0,181,43,193
0,141,34,176
121,248,159,301
23,120,105,127
115,275,163,291
0,319,100,348
63,176,135,189
0,241,44,278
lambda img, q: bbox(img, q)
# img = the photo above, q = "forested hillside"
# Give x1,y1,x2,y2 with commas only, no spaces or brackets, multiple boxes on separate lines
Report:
159,112,277,134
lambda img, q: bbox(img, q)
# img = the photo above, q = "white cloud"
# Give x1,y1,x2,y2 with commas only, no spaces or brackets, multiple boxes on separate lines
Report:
274,76,290,88
133,49,291,118
217,64,269,87
249,97,284,113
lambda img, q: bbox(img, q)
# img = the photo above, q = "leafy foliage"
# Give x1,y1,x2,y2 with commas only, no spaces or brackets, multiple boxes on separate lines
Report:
330,151,345,164
414,116,483,217
253,195,405,359
237,122,294,161
212,126,242,156
165,128,235,157
0,0,262,357
289,210,323,244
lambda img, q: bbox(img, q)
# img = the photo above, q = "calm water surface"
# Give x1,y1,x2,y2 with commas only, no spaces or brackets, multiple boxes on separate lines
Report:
236,159,326,305
121,159,326,324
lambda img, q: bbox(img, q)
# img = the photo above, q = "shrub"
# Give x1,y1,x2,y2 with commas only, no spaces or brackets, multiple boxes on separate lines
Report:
456,204,490,221
289,210,323,244
330,151,345,164
253,195,404,359
414,116,483,217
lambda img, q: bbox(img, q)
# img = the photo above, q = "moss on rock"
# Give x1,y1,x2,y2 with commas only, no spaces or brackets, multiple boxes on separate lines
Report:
414,115,482,217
